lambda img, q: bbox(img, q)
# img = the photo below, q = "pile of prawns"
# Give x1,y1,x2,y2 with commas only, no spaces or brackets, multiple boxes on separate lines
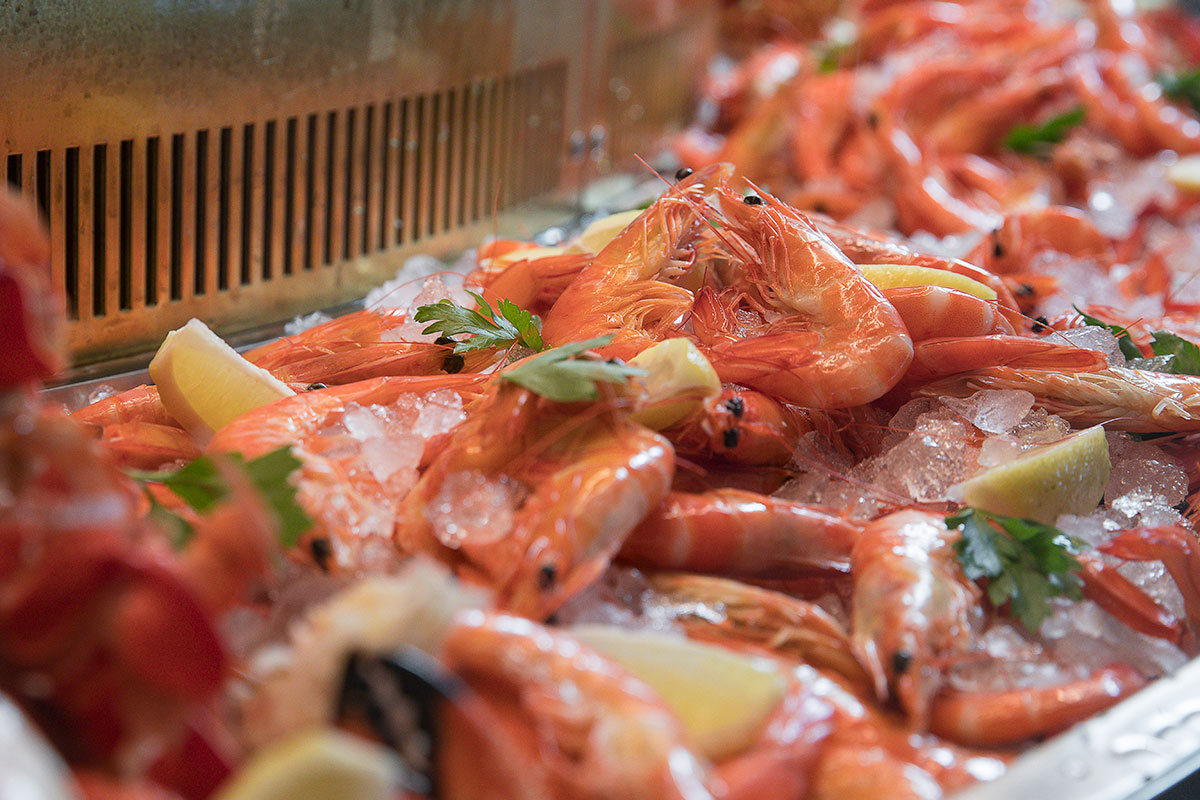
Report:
7,142,1200,799
679,0,1200,324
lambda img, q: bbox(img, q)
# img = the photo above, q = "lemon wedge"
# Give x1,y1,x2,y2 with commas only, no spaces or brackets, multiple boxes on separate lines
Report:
628,338,722,430
859,263,997,301
490,245,565,268
576,209,643,254
958,425,1111,524
1168,155,1200,193
212,729,397,800
570,625,786,761
149,318,294,437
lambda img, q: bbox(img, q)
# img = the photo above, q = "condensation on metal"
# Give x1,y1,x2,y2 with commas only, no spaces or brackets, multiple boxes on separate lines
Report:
0,0,714,365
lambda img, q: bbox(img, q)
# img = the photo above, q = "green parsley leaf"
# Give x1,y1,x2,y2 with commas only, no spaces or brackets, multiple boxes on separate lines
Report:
1160,68,1200,115
413,292,544,354
500,336,646,402
1150,331,1200,375
948,508,1084,633
817,42,847,73
129,446,311,549
1075,306,1143,361
1004,106,1086,157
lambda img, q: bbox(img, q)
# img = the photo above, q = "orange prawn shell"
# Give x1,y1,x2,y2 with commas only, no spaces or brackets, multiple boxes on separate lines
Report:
395,381,676,619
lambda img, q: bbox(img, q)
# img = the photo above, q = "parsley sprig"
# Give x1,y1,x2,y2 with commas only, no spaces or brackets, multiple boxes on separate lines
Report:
500,336,645,402
947,508,1085,633
1160,68,1200,115
1149,331,1200,375
1004,106,1086,156
413,292,544,354
129,447,311,549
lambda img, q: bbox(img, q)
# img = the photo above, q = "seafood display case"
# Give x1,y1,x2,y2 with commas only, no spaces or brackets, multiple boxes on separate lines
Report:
9,1,1200,799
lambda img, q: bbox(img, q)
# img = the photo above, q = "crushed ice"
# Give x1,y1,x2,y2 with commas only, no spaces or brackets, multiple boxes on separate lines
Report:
284,311,333,336
292,390,470,570
426,471,528,549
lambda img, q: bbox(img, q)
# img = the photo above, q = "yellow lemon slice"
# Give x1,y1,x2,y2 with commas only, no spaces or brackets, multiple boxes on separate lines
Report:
629,338,722,430
149,318,294,437
958,425,1111,524
570,625,787,761
212,729,398,800
1168,155,1200,193
859,263,997,301
576,209,644,254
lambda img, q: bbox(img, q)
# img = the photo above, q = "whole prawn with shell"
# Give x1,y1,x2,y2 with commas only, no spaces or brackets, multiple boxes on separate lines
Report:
543,165,914,409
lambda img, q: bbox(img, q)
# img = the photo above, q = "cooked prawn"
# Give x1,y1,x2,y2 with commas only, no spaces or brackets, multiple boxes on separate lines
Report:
395,377,675,619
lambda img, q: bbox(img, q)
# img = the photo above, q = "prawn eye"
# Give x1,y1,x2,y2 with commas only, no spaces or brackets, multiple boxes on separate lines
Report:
538,563,558,589
1032,316,1049,333
306,382,328,392
675,167,694,181
723,427,740,449
309,537,333,572
743,194,764,206
993,241,1005,258
724,396,745,418
892,651,913,675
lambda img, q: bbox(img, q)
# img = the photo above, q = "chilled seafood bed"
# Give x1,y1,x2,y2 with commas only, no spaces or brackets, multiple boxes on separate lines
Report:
10,0,1200,798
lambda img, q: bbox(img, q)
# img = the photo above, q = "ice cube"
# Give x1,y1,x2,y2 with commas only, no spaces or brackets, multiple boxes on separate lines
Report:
1047,326,1124,366
414,390,466,438
884,416,979,502
1032,256,1128,318
977,436,1024,467
942,389,1036,434
340,403,388,441
1010,407,1071,445
357,432,423,485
